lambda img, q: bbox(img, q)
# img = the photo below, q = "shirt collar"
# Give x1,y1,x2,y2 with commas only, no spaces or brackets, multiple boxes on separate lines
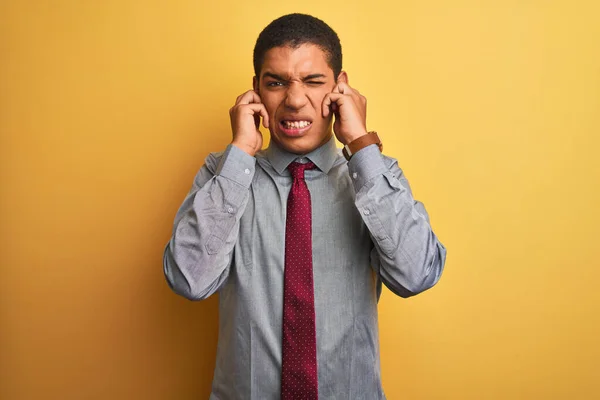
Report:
266,135,339,175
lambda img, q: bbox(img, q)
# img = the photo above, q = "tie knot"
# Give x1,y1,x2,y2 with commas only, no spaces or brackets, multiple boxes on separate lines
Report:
288,161,316,180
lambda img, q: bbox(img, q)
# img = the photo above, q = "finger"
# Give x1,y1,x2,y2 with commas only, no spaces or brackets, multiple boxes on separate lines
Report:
322,93,345,118
242,103,269,128
260,105,269,129
335,81,352,95
236,90,262,105
336,83,366,114
338,82,364,106
235,91,252,104
239,90,262,105
322,93,343,117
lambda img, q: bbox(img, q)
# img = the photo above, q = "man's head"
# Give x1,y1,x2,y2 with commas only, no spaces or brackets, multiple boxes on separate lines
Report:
253,14,342,79
252,14,347,155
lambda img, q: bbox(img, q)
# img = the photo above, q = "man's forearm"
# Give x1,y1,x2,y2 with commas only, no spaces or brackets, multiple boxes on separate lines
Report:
349,144,447,297
163,145,256,300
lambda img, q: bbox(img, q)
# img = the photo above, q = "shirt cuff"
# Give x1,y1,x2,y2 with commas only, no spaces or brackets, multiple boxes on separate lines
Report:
215,144,256,188
347,144,387,191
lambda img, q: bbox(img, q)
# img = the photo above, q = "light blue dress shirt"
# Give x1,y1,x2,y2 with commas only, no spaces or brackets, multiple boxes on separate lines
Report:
164,136,447,399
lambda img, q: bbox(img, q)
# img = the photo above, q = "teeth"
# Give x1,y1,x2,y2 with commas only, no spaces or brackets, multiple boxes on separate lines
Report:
284,120,311,129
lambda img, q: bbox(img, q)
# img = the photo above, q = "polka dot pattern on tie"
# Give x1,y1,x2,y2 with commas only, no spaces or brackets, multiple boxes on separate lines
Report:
281,161,319,400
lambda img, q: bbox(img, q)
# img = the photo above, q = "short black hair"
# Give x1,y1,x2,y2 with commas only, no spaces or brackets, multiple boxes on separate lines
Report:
253,13,343,80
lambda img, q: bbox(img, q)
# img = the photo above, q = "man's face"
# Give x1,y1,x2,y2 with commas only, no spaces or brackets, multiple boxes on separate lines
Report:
254,44,346,155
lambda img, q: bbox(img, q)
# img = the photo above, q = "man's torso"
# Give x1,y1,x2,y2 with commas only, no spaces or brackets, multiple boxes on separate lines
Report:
209,148,385,400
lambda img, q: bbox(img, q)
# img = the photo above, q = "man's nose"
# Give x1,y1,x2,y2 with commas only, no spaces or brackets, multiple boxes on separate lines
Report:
284,83,309,109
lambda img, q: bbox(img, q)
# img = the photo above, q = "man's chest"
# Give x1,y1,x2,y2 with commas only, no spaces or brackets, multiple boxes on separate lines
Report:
234,168,372,274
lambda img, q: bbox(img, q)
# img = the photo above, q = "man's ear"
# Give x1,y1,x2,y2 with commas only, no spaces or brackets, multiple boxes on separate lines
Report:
337,71,348,84
253,76,259,94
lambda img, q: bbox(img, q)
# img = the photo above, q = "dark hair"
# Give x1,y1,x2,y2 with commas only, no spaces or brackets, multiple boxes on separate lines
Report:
253,13,343,79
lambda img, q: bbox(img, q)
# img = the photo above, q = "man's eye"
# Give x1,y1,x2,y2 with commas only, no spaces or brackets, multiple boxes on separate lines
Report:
267,81,284,87
307,81,325,85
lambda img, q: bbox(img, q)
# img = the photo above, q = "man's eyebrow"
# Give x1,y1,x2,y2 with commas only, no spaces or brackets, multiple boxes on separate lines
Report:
302,74,327,81
262,72,287,81
261,72,328,81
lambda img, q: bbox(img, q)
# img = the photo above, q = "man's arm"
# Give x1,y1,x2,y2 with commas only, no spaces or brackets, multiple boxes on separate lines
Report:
322,80,445,297
164,88,268,300
348,144,447,298
163,144,256,300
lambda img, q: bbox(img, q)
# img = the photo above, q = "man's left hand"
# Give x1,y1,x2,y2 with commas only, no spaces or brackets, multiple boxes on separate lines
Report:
322,82,368,145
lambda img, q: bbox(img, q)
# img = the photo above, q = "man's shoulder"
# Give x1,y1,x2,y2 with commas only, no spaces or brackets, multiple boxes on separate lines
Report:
203,144,259,173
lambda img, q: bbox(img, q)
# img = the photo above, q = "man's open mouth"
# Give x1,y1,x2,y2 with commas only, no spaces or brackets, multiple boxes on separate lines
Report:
281,120,312,129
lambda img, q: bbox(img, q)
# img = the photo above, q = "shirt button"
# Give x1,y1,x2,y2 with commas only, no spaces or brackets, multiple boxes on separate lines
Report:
363,209,370,216
227,207,234,214
244,168,250,175
352,172,358,179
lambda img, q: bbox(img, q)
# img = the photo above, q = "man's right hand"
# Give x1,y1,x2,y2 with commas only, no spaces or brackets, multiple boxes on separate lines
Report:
229,90,269,157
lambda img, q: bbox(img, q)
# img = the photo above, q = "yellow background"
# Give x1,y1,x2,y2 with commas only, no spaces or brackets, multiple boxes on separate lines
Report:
1,0,599,399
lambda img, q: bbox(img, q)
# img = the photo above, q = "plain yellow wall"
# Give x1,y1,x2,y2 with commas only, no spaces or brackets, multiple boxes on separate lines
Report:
1,0,599,399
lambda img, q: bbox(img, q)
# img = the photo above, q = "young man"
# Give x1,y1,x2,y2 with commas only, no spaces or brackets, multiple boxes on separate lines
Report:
164,13,446,399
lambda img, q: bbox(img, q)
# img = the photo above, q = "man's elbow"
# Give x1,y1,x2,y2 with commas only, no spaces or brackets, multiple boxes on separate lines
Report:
163,247,224,301
414,242,446,292
386,243,447,297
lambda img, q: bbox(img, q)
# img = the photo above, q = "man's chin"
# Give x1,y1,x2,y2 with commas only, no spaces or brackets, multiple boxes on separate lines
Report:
271,134,331,155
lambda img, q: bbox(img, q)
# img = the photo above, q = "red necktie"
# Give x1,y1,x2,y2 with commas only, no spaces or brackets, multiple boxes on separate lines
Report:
281,161,319,400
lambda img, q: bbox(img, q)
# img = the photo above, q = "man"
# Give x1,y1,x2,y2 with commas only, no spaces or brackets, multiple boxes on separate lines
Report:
164,13,446,399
